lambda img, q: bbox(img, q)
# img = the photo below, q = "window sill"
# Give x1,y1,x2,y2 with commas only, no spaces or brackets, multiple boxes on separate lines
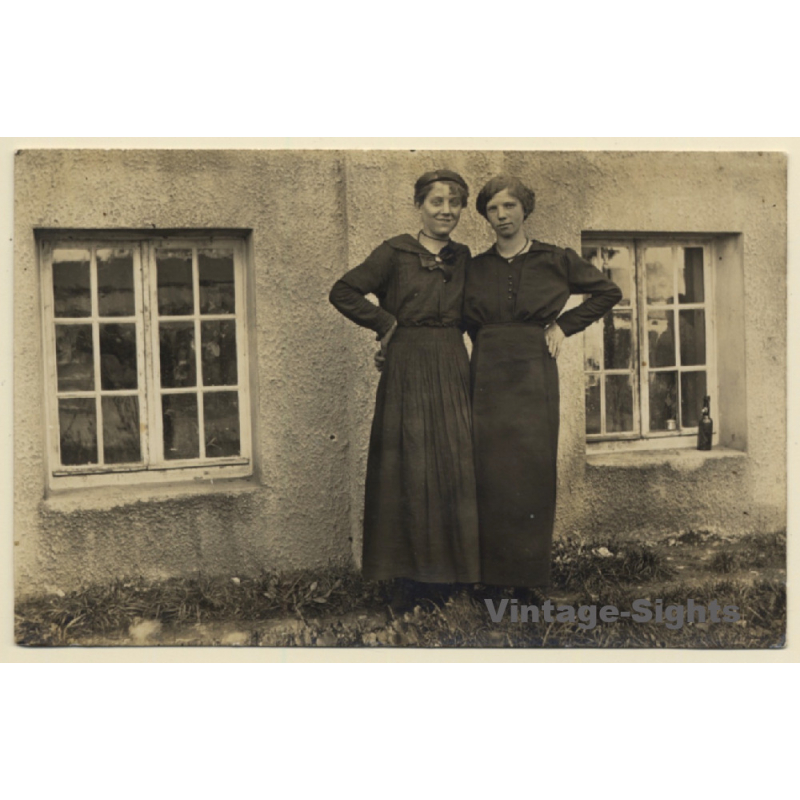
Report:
42,475,260,513
586,446,746,470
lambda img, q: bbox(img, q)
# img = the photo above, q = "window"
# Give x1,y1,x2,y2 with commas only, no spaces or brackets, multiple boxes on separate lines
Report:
582,237,715,448
40,234,252,488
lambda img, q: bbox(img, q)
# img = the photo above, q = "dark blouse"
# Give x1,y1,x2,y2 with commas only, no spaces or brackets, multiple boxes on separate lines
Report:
329,234,471,338
463,240,622,338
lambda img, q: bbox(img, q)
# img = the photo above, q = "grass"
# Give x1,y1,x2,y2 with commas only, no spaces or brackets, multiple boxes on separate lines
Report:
15,530,786,649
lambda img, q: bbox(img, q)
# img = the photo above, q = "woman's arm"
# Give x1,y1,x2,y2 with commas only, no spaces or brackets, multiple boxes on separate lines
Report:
554,247,623,337
329,243,397,339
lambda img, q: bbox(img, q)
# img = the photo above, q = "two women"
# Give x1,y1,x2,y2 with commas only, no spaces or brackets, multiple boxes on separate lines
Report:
330,170,621,591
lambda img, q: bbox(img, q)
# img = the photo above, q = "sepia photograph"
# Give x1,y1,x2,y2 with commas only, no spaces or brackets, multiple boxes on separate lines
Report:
10,145,787,650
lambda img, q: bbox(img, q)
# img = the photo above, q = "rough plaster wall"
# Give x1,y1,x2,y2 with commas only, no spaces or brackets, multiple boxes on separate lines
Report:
15,149,787,594
572,151,787,535
342,150,787,550
15,150,355,594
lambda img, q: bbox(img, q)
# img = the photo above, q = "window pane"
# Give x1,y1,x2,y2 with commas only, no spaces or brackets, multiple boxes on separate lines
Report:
681,371,707,429
102,396,141,464
604,311,633,370
97,248,135,316
647,310,675,368
584,318,602,371
53,248,91,317
100,323,138,390
606,374,634,433
204,392,241,457
201,320,238,386
58,398,97,465
156,249,194,315
162,394,199,460
583,245,634,305
199,249,235,314
649,371,678,431
159,322,196,388
645,246,674,304
55,324,95,392
679,309,706,366
680,247,705,304
585,375,601,435
600,246,633,306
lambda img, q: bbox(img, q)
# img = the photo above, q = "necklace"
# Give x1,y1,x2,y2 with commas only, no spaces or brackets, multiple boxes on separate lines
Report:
499,237,529,261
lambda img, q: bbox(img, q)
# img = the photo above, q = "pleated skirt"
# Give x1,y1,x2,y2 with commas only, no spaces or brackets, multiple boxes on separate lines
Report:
471,324,560,587
362,326,481,583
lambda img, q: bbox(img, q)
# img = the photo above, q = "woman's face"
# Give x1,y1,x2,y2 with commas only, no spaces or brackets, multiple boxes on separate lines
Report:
485,189,525,239
418,182,464,239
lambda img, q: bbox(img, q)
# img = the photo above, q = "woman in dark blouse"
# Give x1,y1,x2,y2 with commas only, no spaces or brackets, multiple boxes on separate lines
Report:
329,170,480,585
464,176,622,589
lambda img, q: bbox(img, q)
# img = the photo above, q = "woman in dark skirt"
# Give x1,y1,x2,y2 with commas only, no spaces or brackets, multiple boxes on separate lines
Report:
464,176,622,588
329,170,480,585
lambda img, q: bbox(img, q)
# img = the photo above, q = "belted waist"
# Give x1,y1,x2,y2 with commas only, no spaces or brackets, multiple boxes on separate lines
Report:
480,321,547,329
396,321,461,328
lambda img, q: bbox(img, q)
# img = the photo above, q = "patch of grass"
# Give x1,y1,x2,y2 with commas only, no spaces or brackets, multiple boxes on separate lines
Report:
552,536,675,592
15,567,384,646
15,532,786,649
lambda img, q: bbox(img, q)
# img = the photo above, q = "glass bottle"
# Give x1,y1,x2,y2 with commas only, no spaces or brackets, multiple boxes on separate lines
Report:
697,395,713,450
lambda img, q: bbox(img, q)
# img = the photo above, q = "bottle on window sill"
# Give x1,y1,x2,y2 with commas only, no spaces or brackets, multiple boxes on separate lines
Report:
697,396,713,450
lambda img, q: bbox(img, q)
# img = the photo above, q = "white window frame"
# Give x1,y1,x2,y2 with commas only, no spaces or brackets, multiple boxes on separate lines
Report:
583,236,718,452
40,233,253,489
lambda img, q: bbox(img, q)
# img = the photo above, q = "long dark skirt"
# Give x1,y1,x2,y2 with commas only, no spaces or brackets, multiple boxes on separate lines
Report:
362,326,480,583
471,323,560,587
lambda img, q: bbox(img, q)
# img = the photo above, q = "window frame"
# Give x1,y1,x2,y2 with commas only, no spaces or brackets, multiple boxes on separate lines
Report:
582,235,718,451
40,232,253,490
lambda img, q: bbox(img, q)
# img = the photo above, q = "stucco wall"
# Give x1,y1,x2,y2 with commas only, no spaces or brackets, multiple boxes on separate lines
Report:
14,150,356,594
14,149,786,595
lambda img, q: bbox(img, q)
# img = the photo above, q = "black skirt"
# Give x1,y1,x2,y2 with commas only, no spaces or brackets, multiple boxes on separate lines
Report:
361,326,480,583
471,324,560,587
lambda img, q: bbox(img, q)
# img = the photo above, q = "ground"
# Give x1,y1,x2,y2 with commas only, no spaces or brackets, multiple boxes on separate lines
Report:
15,529,786,649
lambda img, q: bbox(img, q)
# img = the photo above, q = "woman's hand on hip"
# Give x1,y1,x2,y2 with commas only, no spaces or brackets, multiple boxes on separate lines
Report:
545,322,565,359
380,321,397,353
375,321,397,372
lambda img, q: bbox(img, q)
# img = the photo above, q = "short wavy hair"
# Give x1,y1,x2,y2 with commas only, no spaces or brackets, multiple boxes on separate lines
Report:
413,169,469,208
476,175,536,220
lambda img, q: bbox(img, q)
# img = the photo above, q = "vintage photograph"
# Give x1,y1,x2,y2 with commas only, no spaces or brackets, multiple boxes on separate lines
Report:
12,147,787,649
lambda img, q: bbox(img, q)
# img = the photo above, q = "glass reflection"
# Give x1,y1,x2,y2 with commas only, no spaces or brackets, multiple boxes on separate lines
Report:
583,319,602,371
59,398,97,465
681,371,707,428
201,320,238,386
679,310,706,366
648,310,675,368
680,248,705,304
159,322,196,388
97,248,135,316
649,371,678,431
162,394,199,460
102,396,141,464
585,375,601,435
199,250,235,314
156,249,193,315
645,246,674,304
204,392,241,457
53,248,91,318
56,324,95,392
606,374,634,433
100,323,138,390
604,312,632,370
